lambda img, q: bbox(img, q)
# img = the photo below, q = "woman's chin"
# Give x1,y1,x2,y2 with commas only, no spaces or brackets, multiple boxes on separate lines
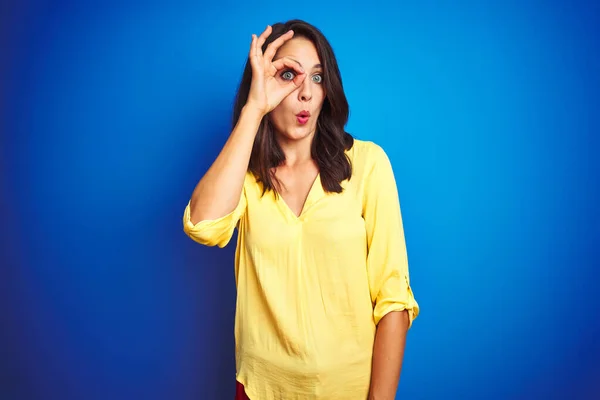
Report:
279,126,315,142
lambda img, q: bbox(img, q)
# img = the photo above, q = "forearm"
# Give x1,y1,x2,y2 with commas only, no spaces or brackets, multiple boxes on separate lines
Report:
189,105,263,224
368,310,409,400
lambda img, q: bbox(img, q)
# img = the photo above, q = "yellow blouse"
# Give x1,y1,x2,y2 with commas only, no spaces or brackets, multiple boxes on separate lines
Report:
183,139,419,400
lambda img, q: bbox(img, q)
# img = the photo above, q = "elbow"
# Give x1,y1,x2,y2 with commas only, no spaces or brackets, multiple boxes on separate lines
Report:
182,200,238,248
188,212,205,226
182,218,234,248
188,201,234,226
183,222,228,248
188,198,206,225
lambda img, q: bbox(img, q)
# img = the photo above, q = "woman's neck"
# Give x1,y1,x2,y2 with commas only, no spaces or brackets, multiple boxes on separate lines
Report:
276,133,315,168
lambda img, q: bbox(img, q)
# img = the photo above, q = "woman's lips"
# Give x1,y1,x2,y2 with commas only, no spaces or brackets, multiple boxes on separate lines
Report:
296,110,311,125
296,116,309,125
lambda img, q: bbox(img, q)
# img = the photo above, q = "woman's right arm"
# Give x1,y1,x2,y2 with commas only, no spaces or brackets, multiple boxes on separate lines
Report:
187,25,306,225
188,105,262,224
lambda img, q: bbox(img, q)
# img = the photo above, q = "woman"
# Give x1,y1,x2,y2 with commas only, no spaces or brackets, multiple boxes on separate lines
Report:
183,19,419,400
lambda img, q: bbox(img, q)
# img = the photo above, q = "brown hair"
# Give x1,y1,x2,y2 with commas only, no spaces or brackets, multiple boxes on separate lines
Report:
232,19,354,195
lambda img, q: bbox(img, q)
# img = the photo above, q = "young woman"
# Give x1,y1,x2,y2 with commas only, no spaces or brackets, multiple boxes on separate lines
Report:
183,19,419,400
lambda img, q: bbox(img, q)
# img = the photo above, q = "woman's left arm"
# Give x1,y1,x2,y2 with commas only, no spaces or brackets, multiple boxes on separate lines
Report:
361,143,420,399
368,310,410,400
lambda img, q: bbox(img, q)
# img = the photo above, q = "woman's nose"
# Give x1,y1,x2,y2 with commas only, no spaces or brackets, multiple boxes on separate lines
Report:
299,82,312,102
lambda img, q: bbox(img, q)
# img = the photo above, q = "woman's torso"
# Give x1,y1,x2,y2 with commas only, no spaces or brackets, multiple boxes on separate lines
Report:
233,139,377,399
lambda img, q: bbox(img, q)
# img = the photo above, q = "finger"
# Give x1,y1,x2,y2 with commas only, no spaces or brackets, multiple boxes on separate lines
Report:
256,25,272,52
271,57,304,75
249,34,258,69
263,30,295,62
253,34,263,68
249,34,255,57
292,72,307,87
280,74,306,99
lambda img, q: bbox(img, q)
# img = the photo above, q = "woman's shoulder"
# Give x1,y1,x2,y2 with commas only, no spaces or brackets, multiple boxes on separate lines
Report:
242,170,262,192
346,138,389,169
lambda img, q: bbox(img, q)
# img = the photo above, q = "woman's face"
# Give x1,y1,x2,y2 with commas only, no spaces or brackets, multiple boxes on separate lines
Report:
269,37,325,142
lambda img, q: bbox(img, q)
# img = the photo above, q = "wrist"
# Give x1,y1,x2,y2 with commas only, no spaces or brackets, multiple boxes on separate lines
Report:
242,102,267,120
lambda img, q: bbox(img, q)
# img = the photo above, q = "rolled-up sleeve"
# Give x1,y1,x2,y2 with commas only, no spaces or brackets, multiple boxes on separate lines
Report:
363,144,419,327
182,186,247,248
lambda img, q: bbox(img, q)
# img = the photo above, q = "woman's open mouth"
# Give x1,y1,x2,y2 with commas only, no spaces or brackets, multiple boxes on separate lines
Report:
296,111,311,125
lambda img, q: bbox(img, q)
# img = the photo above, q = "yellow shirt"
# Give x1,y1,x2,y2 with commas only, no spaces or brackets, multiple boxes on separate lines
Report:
183,139,419,400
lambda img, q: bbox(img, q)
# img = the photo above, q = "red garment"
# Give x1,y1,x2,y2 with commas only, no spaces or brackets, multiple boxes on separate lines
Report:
235,381,250,400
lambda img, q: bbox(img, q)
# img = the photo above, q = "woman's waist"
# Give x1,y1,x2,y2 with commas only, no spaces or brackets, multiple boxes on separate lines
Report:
236,346,373,383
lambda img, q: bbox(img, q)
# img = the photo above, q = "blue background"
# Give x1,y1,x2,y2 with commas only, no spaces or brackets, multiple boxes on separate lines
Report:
2,1,599,399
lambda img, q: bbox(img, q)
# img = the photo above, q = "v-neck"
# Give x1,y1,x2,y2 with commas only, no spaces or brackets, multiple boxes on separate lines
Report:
277,173,324,221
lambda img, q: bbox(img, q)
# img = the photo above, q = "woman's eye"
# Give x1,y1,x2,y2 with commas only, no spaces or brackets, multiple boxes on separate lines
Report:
312,74,323,83
281,71,295,80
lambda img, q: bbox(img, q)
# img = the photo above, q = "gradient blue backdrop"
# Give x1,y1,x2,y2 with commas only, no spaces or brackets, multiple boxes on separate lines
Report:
2,1,599,399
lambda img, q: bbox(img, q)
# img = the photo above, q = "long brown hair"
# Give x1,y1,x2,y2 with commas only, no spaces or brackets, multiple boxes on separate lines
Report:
232,19,354,195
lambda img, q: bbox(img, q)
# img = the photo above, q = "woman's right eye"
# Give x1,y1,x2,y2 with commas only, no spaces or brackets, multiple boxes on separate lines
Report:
281,70,295,81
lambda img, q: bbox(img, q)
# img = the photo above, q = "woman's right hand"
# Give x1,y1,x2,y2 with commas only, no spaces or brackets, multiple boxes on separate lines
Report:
246,26,307,116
